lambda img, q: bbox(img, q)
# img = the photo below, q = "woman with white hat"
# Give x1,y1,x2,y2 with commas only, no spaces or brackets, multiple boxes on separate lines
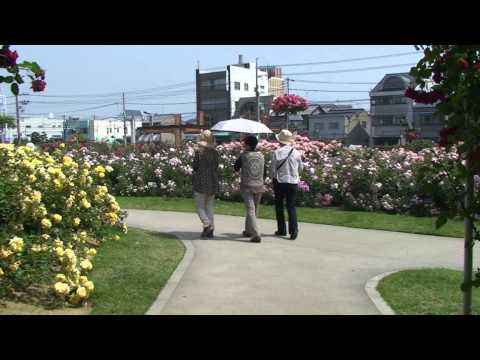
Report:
192,130,219,239
270,129,304,240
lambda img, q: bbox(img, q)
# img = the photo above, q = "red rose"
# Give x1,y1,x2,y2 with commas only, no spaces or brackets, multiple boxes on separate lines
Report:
0,49,18,68
31,79,46,92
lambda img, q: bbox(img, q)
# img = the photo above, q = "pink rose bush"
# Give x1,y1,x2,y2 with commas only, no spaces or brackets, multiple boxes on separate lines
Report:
45,136,470,217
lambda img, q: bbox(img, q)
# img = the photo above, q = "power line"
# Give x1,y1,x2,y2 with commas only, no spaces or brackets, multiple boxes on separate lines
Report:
126,101,196,106
199,51,419,72
267,51,419,67
291,79,377,85
283,63,416,76
290,88,369,93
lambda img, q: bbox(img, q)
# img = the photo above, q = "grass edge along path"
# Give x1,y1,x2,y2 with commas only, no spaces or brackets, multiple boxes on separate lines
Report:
89,227,185,315
376,268,480,315
117,196,464,239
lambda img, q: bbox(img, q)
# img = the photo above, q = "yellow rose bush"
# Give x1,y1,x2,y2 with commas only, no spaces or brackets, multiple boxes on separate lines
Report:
0,144,127,307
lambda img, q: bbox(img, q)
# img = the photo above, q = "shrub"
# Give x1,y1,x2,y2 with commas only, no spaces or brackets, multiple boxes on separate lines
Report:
0,144,127,307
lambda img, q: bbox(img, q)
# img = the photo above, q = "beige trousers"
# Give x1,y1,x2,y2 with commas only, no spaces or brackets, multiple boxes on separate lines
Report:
194,192,215,228
241,191,262,237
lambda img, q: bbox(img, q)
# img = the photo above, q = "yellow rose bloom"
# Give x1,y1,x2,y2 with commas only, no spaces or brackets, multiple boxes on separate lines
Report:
79,231,88,242
76,286,87,298
73,217,81,226
53,239,63,248
55,247,65,257
9,236,24,253
87,248,97,257
81,198,91,209
54,282,70,296
32,191,42,203
63,156,73,167
83,161,91,169
0,268,4,277
28,174,37,183
59,143,65,149
95,165,105,174
64,249,76,261
113,234,121,241
55,274,67,282
47,166,56,175
46,156,55,164
87,176,93,184
41,234,50,241
85,281,95,292
79,276,88,285
80,259,93,272
79,190,87,198
82,168,89,176
52,214,62,223
31,244,42,253
41,218,52,229
105,165,113,173
41,244,49,252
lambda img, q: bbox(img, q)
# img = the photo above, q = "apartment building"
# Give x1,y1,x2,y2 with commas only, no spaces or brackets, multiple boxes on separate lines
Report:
196,55,269,126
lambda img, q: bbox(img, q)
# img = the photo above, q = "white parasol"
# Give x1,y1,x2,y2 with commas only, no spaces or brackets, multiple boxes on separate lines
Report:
210,118,273,134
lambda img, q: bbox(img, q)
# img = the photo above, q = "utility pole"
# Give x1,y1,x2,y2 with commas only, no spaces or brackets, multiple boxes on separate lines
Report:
122,92,127,145
63,114,67,142
285,78,294,130
15,95,21,144
256,57,260,122
131,115,136,146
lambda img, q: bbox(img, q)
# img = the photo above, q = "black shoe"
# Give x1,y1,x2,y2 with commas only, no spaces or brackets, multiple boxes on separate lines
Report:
242,231,252,237
290,232,298,240
206,226,214,238
250,236,261,243
275,231,287,236
200,227,209,238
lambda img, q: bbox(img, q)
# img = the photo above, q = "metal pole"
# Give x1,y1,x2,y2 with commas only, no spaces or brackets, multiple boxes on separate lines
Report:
15,95,21,144
256,57,260,122
122,92,127,145
463,154,474,315
131,116,136,146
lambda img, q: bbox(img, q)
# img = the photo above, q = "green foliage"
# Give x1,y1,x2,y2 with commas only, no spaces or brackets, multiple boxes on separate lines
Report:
0,115,16,128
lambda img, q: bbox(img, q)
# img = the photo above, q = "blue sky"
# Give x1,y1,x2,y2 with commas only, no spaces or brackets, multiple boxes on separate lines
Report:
1,45,422,119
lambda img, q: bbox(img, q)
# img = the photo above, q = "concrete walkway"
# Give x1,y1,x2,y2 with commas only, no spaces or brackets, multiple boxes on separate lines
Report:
126,209,472,315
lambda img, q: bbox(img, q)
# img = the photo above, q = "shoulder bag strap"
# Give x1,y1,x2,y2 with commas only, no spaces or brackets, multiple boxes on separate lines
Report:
276,148,294,171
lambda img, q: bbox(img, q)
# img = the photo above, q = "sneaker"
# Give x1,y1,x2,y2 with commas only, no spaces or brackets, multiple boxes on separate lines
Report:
290,232,298,240
275,231,287,236
250,236,261,243
242,231,252,237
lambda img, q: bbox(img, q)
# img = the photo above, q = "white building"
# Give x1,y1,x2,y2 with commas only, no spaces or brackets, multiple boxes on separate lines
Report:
89,117,126,142
196,55,269,126
16,114,64,141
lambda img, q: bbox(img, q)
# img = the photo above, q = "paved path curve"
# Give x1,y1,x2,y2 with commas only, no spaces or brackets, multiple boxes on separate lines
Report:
126,209,471,315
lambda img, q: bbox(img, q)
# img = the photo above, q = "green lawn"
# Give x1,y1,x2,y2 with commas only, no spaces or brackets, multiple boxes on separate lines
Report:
117,196,464,238
88,227,185,315
377,268,480,315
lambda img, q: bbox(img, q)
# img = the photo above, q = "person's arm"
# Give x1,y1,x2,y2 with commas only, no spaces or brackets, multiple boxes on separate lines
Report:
270,151,276,179
234,155,242,172
192,150,200,172
297,151,304,173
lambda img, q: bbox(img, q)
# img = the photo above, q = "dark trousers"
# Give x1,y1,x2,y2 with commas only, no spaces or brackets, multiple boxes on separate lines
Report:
273,178,298,235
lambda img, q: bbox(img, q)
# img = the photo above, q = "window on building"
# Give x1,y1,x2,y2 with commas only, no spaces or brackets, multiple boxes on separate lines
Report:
26,125,31,128
244,83,249,91
234,82,240,90
328,122,339,130
260,85,265,90
371,96,407,106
